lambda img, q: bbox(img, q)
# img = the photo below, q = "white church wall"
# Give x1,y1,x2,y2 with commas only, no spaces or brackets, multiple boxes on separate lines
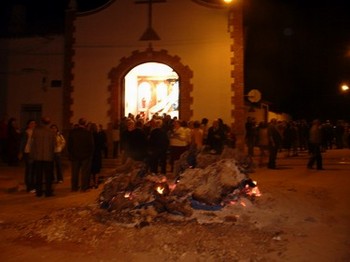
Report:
177,41,232,122
2,36,64,129
72,0,234,125
71,48,114,125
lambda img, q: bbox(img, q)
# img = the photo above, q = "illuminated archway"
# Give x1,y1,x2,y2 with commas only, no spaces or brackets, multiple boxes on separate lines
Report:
108,47,193,125
124,62,179,121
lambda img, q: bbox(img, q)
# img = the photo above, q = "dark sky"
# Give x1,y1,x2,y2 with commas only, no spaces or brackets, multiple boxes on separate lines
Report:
244,0,350,121
1,0,349,121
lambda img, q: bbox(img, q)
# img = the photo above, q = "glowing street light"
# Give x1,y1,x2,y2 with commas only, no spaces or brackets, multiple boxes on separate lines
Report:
341,84,349,92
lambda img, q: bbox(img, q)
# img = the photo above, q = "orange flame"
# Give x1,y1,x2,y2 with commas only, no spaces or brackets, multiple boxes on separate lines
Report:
251,186,262,197
124,192,131,198
156,186,164,194
245,181,262,197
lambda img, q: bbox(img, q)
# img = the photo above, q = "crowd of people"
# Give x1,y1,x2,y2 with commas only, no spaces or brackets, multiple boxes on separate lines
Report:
245,117,350,170
0,116,108,197
0,113,349,197
118,113,236,175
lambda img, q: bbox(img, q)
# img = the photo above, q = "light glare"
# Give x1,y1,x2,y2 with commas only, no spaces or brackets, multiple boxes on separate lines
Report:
341,84,349,92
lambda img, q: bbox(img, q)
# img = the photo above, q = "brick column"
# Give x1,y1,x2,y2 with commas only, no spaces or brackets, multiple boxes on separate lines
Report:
63,6,76,131
229,3,245,151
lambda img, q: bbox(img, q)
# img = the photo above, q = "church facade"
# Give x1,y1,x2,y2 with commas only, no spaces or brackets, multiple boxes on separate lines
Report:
65,0,246,147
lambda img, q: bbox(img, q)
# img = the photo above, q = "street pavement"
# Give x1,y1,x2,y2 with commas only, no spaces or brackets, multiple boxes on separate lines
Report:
0,157,117,194
1,148,349,261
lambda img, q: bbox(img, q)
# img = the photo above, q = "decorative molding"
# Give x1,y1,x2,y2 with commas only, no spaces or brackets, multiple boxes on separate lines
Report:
229,4,245,150
63,8,76,130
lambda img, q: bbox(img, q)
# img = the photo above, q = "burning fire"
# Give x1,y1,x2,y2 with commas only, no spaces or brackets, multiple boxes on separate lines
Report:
225,180,262,206
245,180,262,197
154,181,170,196
124,192,131,198
156,186,165,195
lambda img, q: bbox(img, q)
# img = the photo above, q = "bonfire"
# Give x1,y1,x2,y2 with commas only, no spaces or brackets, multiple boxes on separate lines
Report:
98,147,261,224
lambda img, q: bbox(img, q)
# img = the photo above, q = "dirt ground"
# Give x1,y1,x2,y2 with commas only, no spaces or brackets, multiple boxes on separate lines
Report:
0,149,350,262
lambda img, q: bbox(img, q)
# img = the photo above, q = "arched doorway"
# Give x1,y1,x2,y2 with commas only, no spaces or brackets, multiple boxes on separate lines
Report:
124,62,179,121
108,47,193,125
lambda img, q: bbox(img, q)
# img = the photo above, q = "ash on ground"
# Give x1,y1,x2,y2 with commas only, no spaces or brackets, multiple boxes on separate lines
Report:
13,148,287,261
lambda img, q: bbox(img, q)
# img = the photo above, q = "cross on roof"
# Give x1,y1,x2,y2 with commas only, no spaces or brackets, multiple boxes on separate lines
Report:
136,0,166,41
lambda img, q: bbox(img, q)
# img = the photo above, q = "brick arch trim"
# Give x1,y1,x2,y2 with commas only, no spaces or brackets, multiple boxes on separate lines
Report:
108,46,194,125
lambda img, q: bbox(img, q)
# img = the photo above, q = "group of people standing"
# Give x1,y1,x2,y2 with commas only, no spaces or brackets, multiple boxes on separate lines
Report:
119,114,235,176
0,115,108,197
245,117,350,170
19,117,65,197
62,118,108,193
3,113,347,197
68,118,98,192
245,117,282,169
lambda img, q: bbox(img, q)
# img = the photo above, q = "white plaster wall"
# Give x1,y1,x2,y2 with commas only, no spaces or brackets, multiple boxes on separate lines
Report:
70,48,114,125
3,36,64,129
72,0,233,125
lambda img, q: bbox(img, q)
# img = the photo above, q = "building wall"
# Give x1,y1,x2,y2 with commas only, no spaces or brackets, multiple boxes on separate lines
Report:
0,36,64,129
71,0,234,126
246,104,291,124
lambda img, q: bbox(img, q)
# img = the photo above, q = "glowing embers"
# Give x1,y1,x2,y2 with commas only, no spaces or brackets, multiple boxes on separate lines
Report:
156,185,164,194
104,173,261,219
154,182,170,196
124,191,132,199
99,149,265,226
224,179,262,207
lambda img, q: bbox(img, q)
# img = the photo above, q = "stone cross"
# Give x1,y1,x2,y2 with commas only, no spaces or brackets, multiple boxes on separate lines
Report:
136,0,166,41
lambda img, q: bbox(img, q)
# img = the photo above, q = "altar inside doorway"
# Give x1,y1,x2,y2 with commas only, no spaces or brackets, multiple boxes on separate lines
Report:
124,62,179,120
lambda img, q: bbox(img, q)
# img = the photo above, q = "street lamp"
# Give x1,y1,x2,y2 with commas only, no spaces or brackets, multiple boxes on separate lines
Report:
340,83,349,92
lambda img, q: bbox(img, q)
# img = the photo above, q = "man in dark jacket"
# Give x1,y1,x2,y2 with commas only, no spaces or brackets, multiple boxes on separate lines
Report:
67,118,94,191
122,118,148,162
30,116,55,197
307,119,324,170
207,119,226,154
267,118,282,169
148,119,169,174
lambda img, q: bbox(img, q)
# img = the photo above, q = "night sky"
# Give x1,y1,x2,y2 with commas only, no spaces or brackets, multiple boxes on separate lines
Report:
244,0,350,121
1,0,349,121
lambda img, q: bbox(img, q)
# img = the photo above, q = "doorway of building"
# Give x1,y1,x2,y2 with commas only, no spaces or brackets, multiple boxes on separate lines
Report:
20,104,42,129
124,62,179,121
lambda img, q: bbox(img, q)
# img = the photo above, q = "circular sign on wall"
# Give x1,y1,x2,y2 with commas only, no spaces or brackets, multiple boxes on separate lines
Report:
247,89,262,103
